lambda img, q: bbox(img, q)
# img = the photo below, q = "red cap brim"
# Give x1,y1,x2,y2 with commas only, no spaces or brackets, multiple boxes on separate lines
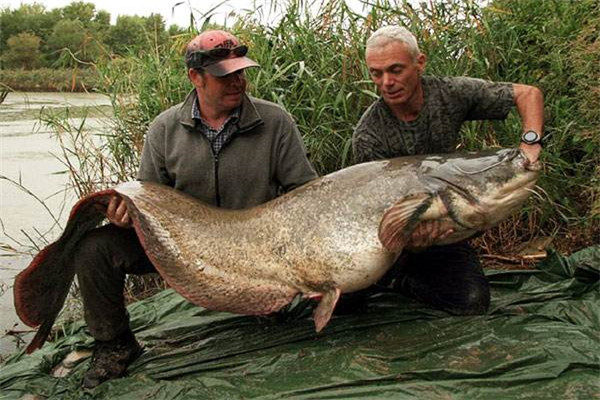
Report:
204,56,260,77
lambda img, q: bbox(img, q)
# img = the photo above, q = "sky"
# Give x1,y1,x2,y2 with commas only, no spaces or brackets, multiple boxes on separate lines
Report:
0,0,369,28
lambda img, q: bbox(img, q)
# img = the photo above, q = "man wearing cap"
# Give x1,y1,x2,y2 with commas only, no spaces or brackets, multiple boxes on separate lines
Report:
72,29,317,388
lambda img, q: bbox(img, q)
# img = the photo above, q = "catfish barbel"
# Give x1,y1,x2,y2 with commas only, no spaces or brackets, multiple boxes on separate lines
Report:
15,148,540,353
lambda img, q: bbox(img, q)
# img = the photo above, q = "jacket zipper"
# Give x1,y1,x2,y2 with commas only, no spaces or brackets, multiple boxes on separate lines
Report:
214,153,221,207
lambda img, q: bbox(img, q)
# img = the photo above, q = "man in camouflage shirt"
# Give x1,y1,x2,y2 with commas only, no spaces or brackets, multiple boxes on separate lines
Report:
351,25,544,315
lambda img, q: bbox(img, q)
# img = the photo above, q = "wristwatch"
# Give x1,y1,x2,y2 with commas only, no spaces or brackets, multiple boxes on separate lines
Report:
521,130,542,145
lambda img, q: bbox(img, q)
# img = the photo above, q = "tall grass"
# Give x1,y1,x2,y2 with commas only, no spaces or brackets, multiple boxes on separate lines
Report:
49,0,598,254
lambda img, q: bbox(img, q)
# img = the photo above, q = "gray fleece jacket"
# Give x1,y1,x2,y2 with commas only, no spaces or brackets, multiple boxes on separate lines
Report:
137,89,317,209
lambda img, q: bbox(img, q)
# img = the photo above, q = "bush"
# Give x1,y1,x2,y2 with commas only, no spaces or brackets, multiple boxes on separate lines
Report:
2,32,43,69
0,67,101,91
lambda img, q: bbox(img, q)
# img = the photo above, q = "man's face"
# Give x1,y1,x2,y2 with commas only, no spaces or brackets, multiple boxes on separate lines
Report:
366,41,425,108
191,69,247,112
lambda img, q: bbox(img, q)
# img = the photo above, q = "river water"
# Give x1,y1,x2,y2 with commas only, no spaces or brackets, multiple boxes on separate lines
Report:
0,92,112,358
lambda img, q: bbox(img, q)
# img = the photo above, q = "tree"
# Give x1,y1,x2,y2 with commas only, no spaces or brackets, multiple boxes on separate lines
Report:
0,4,59,55
89,9,111,49
92,10,111,33
2,32,42,69
47,19,100,66
61,1,95,26
107,15,146,55
144,13,169,47
168,24,187,37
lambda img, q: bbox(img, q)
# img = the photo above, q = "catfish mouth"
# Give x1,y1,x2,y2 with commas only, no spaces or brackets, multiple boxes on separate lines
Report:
495,167,539,199
477,163,540,227
428,150,541,230
493,151,541,202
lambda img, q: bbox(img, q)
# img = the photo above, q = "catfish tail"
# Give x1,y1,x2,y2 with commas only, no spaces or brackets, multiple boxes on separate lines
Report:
14,189,117,353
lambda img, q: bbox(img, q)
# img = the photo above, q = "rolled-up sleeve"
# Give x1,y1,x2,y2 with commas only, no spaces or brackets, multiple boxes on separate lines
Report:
455,77,515,121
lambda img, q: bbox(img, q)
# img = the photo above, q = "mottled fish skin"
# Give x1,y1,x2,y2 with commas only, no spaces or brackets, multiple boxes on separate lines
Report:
15,148,539,352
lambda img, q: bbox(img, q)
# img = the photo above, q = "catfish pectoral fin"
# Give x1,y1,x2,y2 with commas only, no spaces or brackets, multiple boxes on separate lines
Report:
378,193,433,253
313,287,341,332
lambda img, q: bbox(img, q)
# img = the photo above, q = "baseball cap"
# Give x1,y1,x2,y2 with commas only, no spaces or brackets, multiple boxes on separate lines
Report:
185,30,260,77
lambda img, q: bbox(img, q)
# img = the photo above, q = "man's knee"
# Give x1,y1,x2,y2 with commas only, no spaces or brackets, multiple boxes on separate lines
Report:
448,278,491,316
438,242,490,315
74,224,154,279
73,226,119,272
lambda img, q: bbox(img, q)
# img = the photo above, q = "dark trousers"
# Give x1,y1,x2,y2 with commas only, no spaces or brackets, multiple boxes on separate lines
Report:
73,224,155,341
391,241,491,315
338,241,491,315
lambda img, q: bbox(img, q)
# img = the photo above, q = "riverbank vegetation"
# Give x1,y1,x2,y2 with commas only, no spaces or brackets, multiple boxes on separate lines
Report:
0,68,100,92
4,0,599,261
0,1,185,91
0,2,183,69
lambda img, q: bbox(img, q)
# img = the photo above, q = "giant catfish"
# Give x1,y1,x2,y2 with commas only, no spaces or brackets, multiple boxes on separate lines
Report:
14,148,540,353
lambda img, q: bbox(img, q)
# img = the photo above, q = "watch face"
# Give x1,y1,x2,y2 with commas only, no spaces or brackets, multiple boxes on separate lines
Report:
523,131,539,143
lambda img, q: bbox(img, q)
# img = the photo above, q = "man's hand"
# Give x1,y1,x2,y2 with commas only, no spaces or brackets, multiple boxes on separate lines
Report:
406,220,454,250
106,195,132,228
519,142,542,163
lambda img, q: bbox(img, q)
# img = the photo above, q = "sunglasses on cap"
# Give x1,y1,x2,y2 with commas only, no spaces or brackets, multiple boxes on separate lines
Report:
186,45,249,69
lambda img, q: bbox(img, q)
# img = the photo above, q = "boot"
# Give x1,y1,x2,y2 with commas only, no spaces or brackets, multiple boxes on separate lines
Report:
82,330,142,389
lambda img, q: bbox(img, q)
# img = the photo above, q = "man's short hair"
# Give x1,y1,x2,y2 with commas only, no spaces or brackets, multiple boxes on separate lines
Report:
366,26,420,60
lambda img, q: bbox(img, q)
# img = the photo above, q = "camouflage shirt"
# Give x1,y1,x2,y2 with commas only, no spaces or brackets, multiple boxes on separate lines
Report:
352,76,514,163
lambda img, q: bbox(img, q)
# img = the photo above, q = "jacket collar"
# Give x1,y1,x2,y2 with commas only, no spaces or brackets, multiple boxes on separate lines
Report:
179,89,263,133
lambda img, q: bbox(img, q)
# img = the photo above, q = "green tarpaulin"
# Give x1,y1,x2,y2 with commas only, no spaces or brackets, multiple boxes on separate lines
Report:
1,246,598,399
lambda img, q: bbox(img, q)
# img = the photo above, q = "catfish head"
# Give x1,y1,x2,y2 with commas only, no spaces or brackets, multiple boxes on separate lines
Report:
378,148,541,252
426,148,540,244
